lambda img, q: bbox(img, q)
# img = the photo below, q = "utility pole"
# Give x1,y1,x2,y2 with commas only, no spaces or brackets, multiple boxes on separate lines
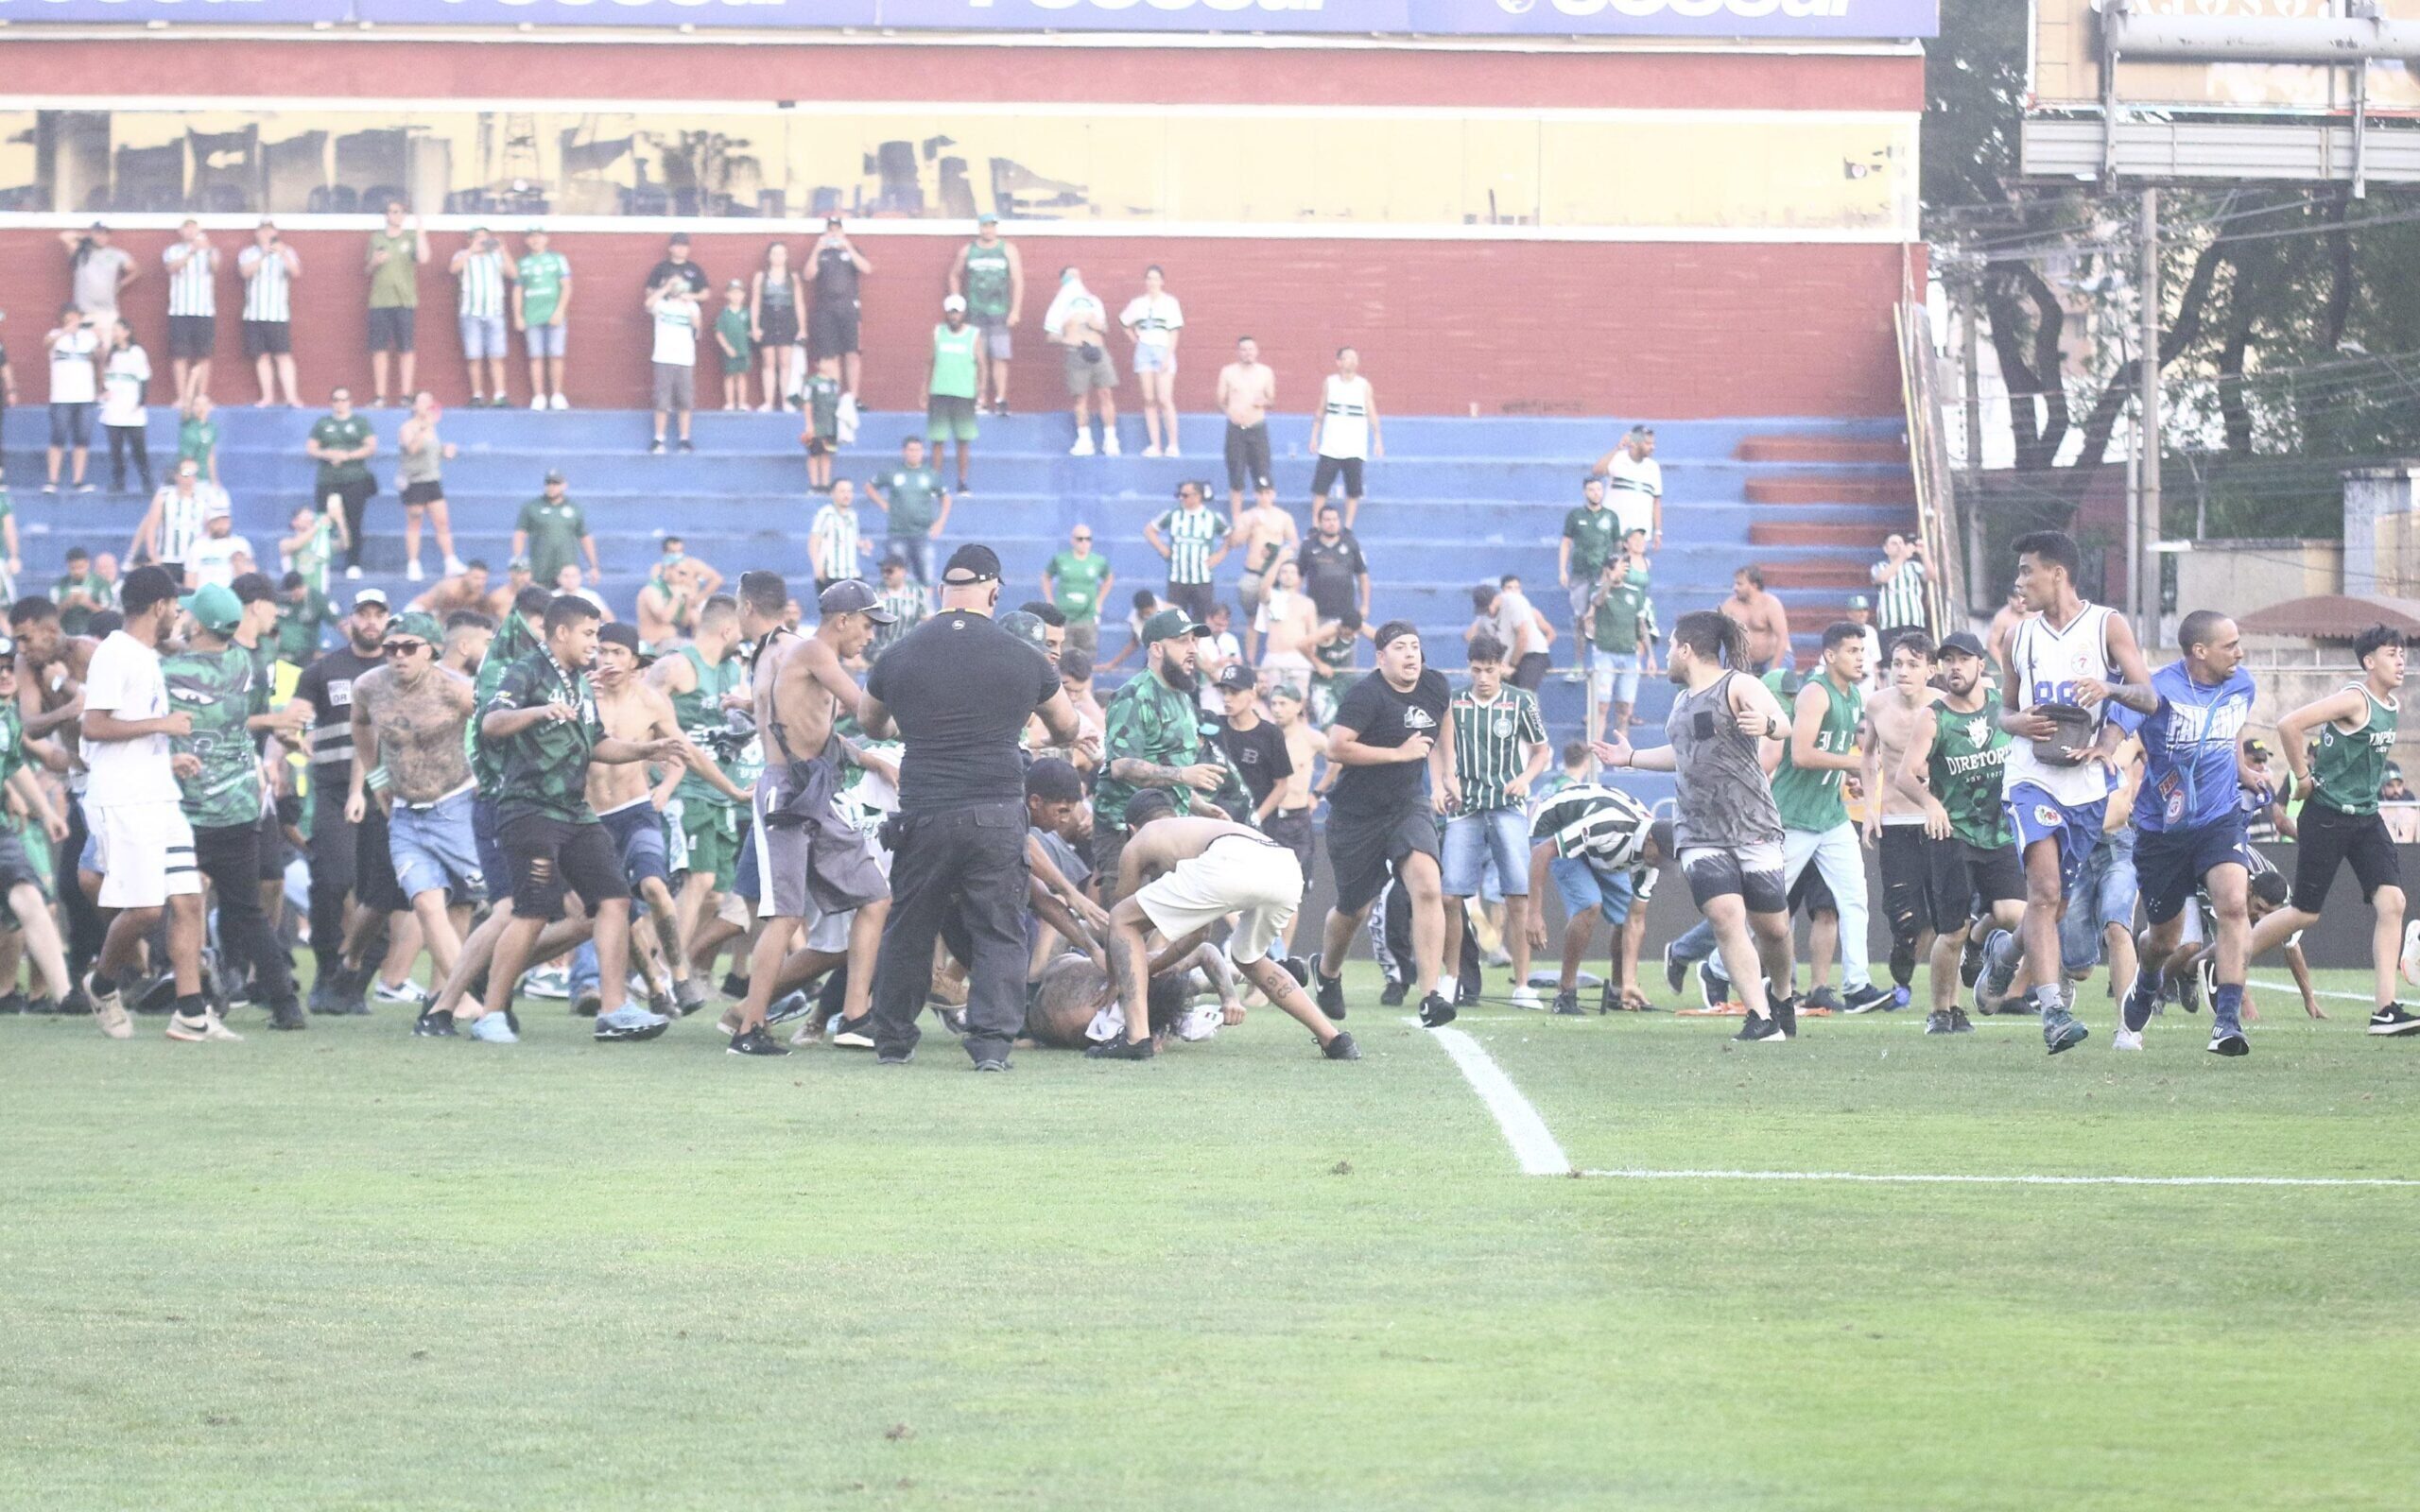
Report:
2136,186,2162,652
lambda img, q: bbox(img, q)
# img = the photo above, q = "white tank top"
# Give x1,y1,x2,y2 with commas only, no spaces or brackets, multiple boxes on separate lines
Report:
2002,601,2121,806
1317,374,1372,460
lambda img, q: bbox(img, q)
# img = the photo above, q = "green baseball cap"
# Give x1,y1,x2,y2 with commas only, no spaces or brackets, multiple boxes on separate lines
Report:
386,610,443,645
180,581,243,636
1140,608,1207,645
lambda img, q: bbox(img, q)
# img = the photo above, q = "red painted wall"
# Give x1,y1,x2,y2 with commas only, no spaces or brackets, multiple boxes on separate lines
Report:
0,227,1908,418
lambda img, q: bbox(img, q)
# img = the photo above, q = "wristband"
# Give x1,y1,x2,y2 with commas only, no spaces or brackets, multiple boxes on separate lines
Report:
365,765,392,795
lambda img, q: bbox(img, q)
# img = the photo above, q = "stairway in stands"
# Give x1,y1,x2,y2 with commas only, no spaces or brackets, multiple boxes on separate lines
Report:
0,405,1914,799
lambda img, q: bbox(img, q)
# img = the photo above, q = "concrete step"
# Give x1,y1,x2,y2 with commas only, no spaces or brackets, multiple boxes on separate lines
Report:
1744,475,1917,507
1736,436,1910,465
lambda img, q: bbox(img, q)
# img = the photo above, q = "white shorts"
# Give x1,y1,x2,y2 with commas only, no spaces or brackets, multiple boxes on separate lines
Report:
1133,833,1302,966
89,800,201,909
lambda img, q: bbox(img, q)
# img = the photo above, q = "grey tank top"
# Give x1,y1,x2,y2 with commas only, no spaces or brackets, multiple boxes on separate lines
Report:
1666,670,1784,850
398,426,441,486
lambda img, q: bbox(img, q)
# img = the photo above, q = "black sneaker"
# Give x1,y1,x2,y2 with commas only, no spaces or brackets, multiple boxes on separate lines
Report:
1697,961,1731,1009
1322,1032,1361,1061
765,990,814,1027
1454,980,1478,1008
0,990,25,1015
1924,1009,1953,1035
1949,1005,1976,1034
728,1026,790,1057
28,989,64,1016
1378,979,1409,1007
1282,955,1312,990
1417,992,1457,1029
2367,1004,2420,1037
1316,972,1346,1022
1772,994,1800,1040
1663,941,1686,994
2042,1006,2090,1055
1841,983,1893,1015
648,438,666,455
268,997,306,1030
2207,1020,2250,1057
677,438,696,454
1805,986,1842,1015
572,989,601,1019
1086,1036,1156,1060
1551,988,1580,1016
971,1053,1011,1073
674,976,711,1017
828,1015,877,1049
412,1007,456,1038
720,971,750,1000
876,1045,914,1065
1958,931,1985,988
1734,1013,1784,1042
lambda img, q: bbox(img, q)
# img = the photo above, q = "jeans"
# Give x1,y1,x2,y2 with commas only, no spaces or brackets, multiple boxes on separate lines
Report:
2059,828,2139,975
1566,579,1596,675
889,533,936,586
1781,822,1873,990
568,940,600,1002
1670,917,1720,975
868,801,1028,1062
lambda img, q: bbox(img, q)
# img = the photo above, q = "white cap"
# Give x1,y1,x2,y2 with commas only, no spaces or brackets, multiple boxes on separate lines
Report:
942,294,968,314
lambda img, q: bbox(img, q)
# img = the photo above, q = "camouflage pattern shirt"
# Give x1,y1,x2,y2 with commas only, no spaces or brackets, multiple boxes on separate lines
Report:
485,648,604,826
162,643,268,829
1093,669,1202,830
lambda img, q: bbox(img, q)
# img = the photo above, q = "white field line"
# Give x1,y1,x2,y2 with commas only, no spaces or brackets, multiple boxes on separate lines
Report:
2249,977,2380,1005
1414,1018,2420,1189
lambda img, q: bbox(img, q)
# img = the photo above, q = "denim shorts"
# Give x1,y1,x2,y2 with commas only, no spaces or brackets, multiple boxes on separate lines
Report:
525,321,568,358
1591,650,1642,708
1551,854,1635,926
2057,827,2136,974
458,313,508,359
386,786,486,902
1442,806,1529,898
1132,342,1175,374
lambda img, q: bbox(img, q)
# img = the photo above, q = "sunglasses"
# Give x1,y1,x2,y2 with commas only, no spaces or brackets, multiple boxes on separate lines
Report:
382,640,429,656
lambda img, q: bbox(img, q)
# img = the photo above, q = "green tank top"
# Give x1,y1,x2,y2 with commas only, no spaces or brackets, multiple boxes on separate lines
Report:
2310,684,2397,816
961,241,1011,318
929,322,980,401
669,644,745,806
1927,696,2012,849
1770,674,1863,833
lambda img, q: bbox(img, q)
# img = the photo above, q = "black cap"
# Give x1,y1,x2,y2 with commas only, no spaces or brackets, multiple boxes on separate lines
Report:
543,468,565,485
597,622,643,656
1938,630,1987,660
1214,663,1254,693
819,578,898,624
942,543,1002,584
1025,757,1083,803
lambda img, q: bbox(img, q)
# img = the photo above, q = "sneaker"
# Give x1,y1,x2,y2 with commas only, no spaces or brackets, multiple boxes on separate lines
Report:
1322,1032,1361,1061
443,555,468,576
1165,444,1181,458
1508,985,1543,1010
1924,1009,1953,1035
1101,431,1122,457
1663,942,1686,994
550,392,569,411
1948,1006,1975,1034
468,1012,518,1044
1317,972,1346,1022
1417,992,1457,1029
40,483,56,494
28,990,63,1015
876,1045,915,1065
995,399,1011,418
405,558,424,582
593,1005,671,1041
720,971,750,1001
1453,979,1478,1008
972,1055,1011,1073
86,972,131,1040
829,1015,877,1049
1772,993,1800,1040
372,976,428,1007
2042,1007,2089,1055
572,989,601,1019
412,1008,458,1038
166,1010,242,1042
1377,979,1408,1008
648,439,666,455
1697,961,1731,1009
1069,435,1096,457
1086,1036,1155,1060
1550,988,1580,1016
728,1026,790,1057
2369,1004,2420,1037
678,439,695,454
520,963,570,1000
1841,983,1893,1015
2207,1021,2250,1057
1142,445,1163,458
2112,1027,2145,1052
76,481,96,494
1281,955,1312,990
762,989,812,1026
1959,932,1986,988
1980,928,2022,999
1806,986,1843,1015
530,395,548,411
674,976,711,1017
1734,1013,1784,1042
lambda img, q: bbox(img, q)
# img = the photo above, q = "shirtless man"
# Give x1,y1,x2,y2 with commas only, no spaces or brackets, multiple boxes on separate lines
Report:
1214,336,1277,514
1984,584,2030,668
10,595,107,985
1717,566,1792,674
347,610,482,986
648,593,752,983
1254,559,1318,684
590,620,745,1014
1090,789,1357,1060
1862,631,1944,1010
725,573,895,1057
1229,480,1298,622
408,559,494,619
635,547,717,651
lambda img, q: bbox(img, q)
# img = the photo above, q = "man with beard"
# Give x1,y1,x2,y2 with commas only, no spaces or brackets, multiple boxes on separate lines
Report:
287,587,390,1014
9,594,107,994
1092,608,1224,902
1894,631,2022,1036
725,575,895,1057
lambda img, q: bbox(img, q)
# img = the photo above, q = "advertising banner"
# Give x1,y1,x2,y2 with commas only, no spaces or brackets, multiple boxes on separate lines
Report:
0,0,354,19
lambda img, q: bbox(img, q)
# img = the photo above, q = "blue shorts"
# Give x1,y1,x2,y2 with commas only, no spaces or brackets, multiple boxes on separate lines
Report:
525,322,568,359
1442,807,1529,898
600,799,672,894
2058,828,2136,974
1591,650,1642,709
387,787,486,902
1132,342,1175,374
2006,782,2108,895
472,793,512,904
2136,817,2252,926
1550,854,1635,926
458,313,508,360
731,815,760,903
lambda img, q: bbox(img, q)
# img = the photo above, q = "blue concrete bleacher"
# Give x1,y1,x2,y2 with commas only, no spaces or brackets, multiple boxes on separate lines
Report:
0,404,1913,801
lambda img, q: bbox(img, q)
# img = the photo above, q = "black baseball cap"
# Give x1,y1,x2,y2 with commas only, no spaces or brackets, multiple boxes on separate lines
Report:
543,468,566,485
1024,757,1083,803
597,622,643,655
1938,631,1987,660
819,578,898,624
1214,663,1254,693
942,543,1002,585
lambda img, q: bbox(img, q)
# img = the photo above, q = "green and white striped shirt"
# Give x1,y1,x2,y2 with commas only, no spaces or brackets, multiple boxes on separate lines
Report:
1876,556,1927,631
1155,505,1230,587
873,583,928,654
457,248,509,320
1449,683,1547,814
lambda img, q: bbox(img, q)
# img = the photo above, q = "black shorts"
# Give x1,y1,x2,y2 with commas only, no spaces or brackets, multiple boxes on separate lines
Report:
2290,801,2401,913
1265,807,1316,885
1511,652,1550,693
168,314,216,360
1325,802,1440,915
1956,837,2026,915
1165,580,1217,627
256,807,288,885
367,305,416,353
1880,824,1965,939
500,812,631,922
1310,455,1365,500
0,826,49,919
759,304,800,348
1681,841,1789,917
400,479,444,507
1789,861,1837,918
353,803,411,914
1223,421,1272,493
241,318,291,357
808,301,860,359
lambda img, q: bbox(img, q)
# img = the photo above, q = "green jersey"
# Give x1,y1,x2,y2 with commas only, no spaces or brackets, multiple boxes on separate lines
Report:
1768,671,1863,833
873,584,926,654
1563,504,1620,578
274,587,341,665
929,322,980,400
1094,670,1202,829
470,609,540,794
515,496,586,586
1046,550,1112,625
289,514,336,593
51,572,112,637
2309,684,2398,816
178,415,218,469
668,644,746,808
1927,696,2013,850
1448,683,1547,814
484,650,603,826
961,240,1012,318
515,249,570,324
367,229,419,308
309,413,373,490
714,305,752,364
0,698,25,793
877,467,945,535
805,374,841,443
1589,566,1651,656
162,644,266,829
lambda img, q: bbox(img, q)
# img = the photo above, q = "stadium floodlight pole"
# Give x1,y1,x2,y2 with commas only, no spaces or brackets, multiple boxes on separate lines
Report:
2136,185,2162,654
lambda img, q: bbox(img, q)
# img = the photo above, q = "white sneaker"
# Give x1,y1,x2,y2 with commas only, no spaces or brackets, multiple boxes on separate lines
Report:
530,395,548,411
405,558,424,582
1102,432,1122,457
166,1010,242,1042
344,565,363,581
2400,919,2420,987
442,555,468,576
550,392,569,411
1165,445,1181,458
1069,434,1096,457
2113,1028,2145,1052
1142,445,1162,458
1509,985,1543,1010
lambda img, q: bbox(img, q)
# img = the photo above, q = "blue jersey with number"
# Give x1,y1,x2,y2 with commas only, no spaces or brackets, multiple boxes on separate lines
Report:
2119,661,2256,833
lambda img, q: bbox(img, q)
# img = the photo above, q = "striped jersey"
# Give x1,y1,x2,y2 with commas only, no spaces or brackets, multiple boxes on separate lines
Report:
1529,782,1654,867
808,501,861,582
456,249,509,319
1154,505,1229,586
1876,557,1927,630
873,583,927,653
1605,451,1662,536
1317,374,1374,460
163,241,216,318
1448,683,1546,814
154,485,211,565
238,244,294,322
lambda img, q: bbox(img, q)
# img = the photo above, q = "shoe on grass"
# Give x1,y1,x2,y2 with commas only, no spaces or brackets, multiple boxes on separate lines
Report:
468,1012,518,1043
2042,1007,2089,1055
1316,972,1346,1022
85,972,132,1040
2367,1004,2420,1037
1323,1032,1361,1061
166,1010,241,1042
1377,978,1408,1008
592,1005,669,1041
1924,1009,1953,1035
1417,992,1456,1029
727,1026,790,1057
1086,1036,1155,1060
1841,983,1893,1015
1508,984,1542,1010
1733,1013,1784,1042
1772,994,1800,1040
2207,1020,2250,1057
828,1015,877,1049
674,976,711,1017
1663,941,1686,994
2112,1027,2144,1052
412,1008,458,1038
1550,988,1580,1016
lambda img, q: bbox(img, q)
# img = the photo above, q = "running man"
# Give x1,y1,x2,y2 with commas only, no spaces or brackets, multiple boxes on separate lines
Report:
347,609,482,994
2248,623,2414,1036
1772,623,1890,1014
1440,633,1549,1010
1895,632,2023,1035
1988,529,2157,1054
2108,610,2258,1056
1865,631,1943,1012
1598,610,1800,1040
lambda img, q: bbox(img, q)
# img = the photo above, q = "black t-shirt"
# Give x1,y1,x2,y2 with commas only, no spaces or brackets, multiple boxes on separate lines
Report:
645,258,709,297
290,644,385,778
1299,533,1368,620
812,243,862,305
1326,667,1449,816
865,610,1060,815
1214,715,1292,808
